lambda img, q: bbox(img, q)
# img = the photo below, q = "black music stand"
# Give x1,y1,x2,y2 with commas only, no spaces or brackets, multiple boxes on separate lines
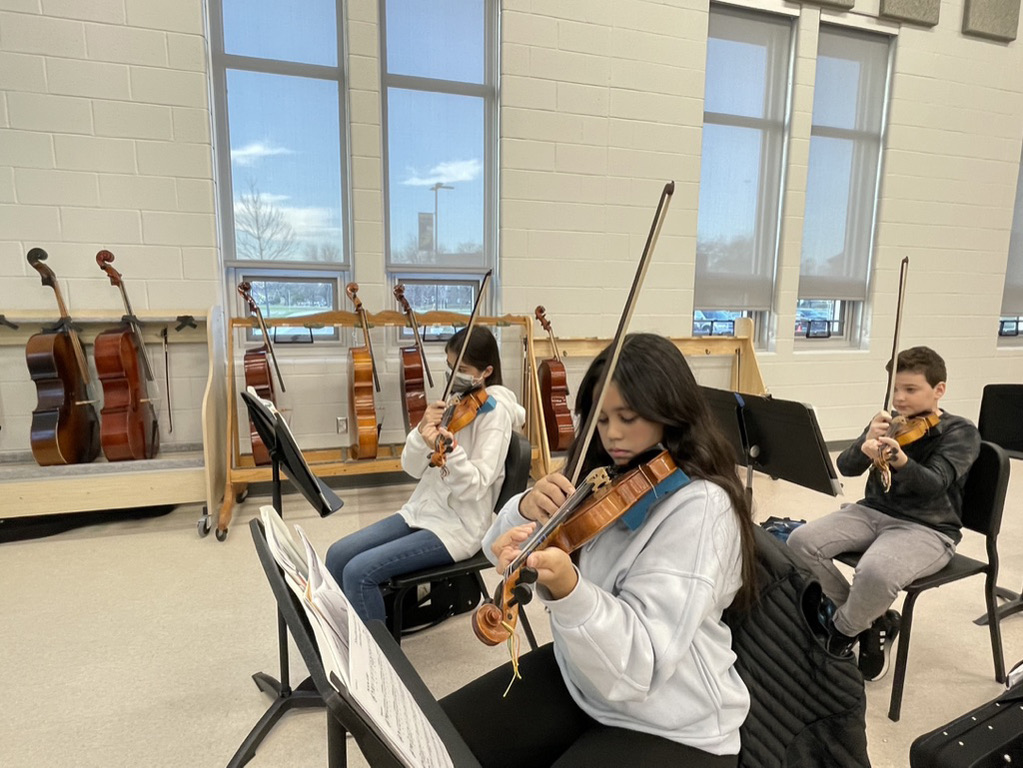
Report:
701,387,841,501
228,391,345,768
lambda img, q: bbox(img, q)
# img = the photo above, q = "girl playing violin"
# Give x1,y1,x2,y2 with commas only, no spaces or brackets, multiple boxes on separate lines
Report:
325,326,525,623
441,333,756,768
788,346,981,681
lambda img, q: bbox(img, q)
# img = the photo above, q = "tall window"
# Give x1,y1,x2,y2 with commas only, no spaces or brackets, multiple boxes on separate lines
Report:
695,5,794,337
1000,147,1023,340
381,0,496,315
798,25,891,341
210,0,349,335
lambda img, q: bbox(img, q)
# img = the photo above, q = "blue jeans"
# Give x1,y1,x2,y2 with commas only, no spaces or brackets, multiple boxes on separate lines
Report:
324,514,454,623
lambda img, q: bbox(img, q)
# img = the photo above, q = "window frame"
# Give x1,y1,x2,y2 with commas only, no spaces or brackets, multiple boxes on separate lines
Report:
697,4,797,348
378,0,499,310
796,23,894,348
208,0,353,279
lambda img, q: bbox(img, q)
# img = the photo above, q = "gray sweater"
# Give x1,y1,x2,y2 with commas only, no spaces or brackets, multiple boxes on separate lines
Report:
837,411,981,544
485,479,749,755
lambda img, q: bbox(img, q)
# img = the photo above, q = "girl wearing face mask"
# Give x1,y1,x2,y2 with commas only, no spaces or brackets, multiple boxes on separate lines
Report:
325,325,526,623
440,333,756,768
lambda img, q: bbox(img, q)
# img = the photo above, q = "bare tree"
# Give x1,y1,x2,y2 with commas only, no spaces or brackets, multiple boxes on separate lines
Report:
302,241,343,262
235,181,297,261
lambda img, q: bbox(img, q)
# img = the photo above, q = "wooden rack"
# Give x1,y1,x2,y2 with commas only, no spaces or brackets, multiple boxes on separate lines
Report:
526,316,767,474
0,307,227,521
216,309,547,538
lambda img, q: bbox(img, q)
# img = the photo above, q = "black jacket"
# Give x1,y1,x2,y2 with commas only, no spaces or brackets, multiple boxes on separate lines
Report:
726,526,871,768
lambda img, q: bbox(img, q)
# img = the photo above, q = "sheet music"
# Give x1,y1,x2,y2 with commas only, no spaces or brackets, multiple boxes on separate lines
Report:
262,515,453,768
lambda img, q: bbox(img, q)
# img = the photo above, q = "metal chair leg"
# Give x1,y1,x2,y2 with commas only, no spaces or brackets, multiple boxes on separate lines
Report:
888,591,918,722
984,571,1006,683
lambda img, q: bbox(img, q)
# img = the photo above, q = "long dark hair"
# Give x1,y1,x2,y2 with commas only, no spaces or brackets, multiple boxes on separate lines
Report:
567,333,756,607
445,326,503,386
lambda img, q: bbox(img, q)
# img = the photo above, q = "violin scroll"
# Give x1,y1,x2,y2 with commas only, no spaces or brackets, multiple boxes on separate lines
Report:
96,250,123,286
28,248,57,288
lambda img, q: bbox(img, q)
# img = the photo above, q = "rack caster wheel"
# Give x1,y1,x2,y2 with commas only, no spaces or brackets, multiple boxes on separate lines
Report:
235,488,249,504
215,527,228,542
197,512,212,538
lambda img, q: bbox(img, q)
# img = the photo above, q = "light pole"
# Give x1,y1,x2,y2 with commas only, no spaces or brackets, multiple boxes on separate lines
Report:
431,182,453,255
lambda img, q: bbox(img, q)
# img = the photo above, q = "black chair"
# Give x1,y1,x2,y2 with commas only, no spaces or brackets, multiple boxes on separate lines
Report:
974,384,1023,623
382,431,538,650
248,518,482,768
836,440,1009,722
978,384,1023,458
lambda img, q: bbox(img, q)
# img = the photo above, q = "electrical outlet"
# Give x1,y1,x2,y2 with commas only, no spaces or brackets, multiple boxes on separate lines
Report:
336,416,348,434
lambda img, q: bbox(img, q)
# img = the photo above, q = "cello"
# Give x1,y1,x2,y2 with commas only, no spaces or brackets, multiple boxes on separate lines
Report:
94,250,159,461
25,248,100,466
472,182,676,654
346,283,380,460
394,283,434,432
238,282,286,466
534,306,574,452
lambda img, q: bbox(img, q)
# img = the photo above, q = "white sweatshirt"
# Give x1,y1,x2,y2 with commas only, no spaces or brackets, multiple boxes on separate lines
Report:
484,478,749,756
399,384,526,562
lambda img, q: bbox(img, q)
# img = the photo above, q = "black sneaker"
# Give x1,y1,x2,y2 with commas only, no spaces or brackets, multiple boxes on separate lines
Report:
858,610,901,681
818,598,857,657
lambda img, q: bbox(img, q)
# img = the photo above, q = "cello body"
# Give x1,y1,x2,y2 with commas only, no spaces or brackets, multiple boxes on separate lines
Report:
348,346,378,459
399,346,427,431
26,330,100,466
95,326,159,461
244,347,276,465
538,358,574,452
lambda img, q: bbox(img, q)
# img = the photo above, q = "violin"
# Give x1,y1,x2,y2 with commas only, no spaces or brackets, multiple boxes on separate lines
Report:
238,282,286,465
25,248,100,466
94,250,159,461
534,306,573,452
346,283,380,460
394,284,434,432
428,270,493,470
428,385,491,469
473,449,688,646
472,181,676,652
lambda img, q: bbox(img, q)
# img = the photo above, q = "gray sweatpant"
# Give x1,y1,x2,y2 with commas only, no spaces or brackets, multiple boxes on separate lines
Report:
787,503,955,637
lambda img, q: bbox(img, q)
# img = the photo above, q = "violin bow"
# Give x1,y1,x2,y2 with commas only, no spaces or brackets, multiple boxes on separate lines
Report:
504,181,676,576
883,257,910,414
563,181,675,487
440,269,493,401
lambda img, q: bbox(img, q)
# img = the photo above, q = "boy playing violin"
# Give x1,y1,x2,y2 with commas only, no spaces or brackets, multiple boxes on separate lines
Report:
788,346,980,681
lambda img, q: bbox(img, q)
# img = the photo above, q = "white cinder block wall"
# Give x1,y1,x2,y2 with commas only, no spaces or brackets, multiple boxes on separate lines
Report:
2,0,1023,461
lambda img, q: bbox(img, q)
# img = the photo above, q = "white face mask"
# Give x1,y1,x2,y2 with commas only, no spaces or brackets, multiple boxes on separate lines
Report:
448,370,480,394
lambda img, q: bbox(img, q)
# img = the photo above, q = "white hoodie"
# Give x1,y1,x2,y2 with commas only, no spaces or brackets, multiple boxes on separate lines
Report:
483,478,749,756
399,384,526,561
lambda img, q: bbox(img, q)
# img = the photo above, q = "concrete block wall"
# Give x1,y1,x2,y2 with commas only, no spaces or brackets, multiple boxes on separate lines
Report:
3,0,1023,461
0,0,217,457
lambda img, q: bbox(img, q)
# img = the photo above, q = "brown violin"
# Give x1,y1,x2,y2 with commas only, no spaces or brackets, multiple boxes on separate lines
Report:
238,282,286,465
394,283,434,432
346,283,380,460
25,248,100,466
428,270,492,470
473,450,685,646
473,182,676,653
535,306,573,452
94,250,159,461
